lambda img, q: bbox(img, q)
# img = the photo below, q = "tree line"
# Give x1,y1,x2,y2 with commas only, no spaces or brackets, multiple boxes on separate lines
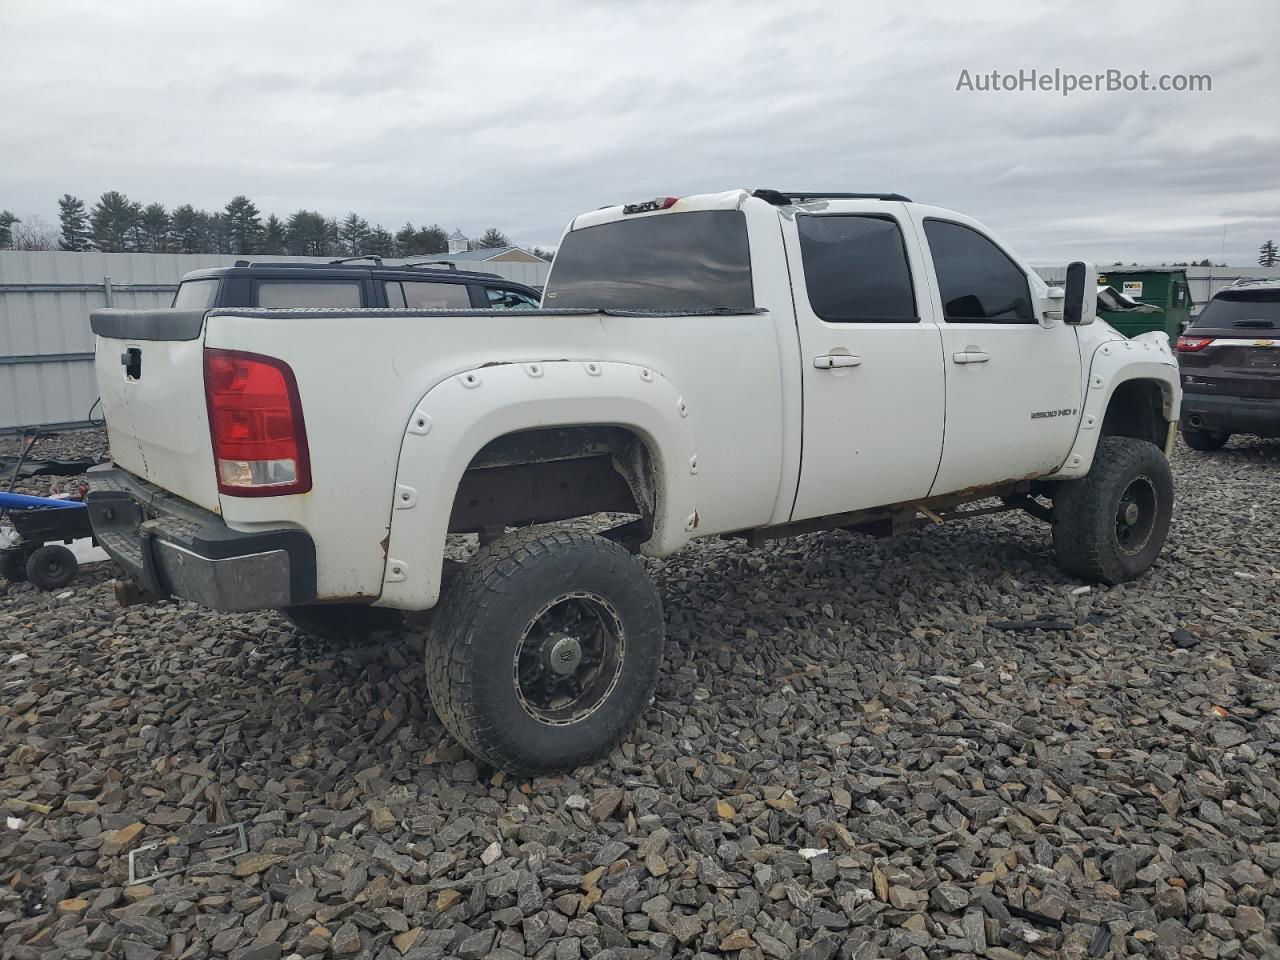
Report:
0,193,551,260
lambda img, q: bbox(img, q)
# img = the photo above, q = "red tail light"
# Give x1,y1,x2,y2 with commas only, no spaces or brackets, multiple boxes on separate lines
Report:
1177,336,1214,352
204,348,311,496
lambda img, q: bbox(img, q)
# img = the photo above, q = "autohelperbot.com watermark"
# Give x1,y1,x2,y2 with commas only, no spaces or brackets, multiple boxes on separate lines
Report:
955,67,1211,96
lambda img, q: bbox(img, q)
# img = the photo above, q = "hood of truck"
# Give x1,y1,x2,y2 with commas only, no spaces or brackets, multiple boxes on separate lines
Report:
92,310,222,513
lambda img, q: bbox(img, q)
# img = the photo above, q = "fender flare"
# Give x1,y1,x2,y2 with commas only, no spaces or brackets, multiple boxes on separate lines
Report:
1050,334,1181,479
375,360,698,610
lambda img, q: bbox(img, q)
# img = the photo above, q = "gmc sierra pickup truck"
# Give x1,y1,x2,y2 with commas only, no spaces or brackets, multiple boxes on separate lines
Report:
87,188,1181,774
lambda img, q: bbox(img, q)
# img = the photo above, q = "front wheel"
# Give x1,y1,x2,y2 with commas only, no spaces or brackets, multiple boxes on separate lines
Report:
1052,436,1174,585
425,528,665,775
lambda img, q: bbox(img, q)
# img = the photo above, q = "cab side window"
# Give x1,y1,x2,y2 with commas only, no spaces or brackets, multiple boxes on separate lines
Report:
255,280,362,308
486,287,540,309
923,219,1034,323
797,214,917,322
400,281,472,309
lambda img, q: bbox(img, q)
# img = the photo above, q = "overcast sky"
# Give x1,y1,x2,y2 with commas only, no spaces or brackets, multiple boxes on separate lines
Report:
3,0,1278,264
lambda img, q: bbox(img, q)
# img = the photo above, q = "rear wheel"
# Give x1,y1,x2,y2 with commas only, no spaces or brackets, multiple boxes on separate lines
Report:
26,544,79,591
2,550,29,583
280,604,405,642
425,528,665,775
1180,424,1229,451
1052,437,1174,585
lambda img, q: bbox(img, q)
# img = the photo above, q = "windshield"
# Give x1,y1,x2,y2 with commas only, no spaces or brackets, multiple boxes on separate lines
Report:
543,210,753,311
1193,288,1280,328
172,278,219,309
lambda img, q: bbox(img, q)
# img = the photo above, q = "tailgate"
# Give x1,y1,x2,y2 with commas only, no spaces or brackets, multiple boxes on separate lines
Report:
92,309,222,512
1182,336,1280,399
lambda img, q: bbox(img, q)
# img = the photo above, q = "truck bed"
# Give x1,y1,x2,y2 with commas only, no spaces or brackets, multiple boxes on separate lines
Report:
91,305,787,604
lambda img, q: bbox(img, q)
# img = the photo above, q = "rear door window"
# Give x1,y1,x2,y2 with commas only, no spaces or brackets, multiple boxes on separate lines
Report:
544,210,753,310
797,215,917,322
255,280,362,308
486,286,541,309
398,280,473,309
172,278,219,309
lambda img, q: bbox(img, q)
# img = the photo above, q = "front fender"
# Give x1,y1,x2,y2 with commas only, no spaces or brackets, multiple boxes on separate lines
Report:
375,360,697,610
1049,333,1181,479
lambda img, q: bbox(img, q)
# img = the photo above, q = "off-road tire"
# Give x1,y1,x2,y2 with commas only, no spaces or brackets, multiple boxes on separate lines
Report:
1,549,28,583
26,544,79,591
1180,425,1229,452
280,604,405,642
1052,436,1174,585
425,528,665,775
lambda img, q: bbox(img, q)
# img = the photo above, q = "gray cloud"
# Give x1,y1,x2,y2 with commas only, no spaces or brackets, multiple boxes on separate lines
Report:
3,0,1278,264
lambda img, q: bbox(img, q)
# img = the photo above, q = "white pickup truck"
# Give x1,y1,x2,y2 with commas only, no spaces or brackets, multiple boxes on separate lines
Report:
87,188,1181,773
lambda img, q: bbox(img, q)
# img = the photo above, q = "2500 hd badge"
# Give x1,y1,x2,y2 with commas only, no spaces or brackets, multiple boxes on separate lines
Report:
1031,407,1079,420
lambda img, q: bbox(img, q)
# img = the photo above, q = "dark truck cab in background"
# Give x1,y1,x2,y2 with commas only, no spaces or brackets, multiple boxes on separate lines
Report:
171,257,543,311
1177,280,1280,450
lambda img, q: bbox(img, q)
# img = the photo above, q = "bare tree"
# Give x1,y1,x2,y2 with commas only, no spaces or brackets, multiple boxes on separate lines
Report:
9,214,61,250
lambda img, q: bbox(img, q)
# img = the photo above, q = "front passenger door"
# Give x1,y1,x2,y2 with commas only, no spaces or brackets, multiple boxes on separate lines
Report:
915,216,1082,495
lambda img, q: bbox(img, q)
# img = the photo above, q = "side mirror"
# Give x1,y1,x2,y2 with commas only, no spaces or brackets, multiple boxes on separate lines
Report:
1063,261,1097,325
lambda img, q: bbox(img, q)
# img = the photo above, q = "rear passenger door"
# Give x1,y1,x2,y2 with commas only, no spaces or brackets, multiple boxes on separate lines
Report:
787,204,946,520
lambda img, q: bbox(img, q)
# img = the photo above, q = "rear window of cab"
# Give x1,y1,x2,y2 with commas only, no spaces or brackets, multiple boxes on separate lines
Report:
544,210,753,311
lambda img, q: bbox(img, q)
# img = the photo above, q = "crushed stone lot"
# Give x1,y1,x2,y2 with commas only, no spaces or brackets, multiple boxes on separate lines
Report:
2,429,1278,960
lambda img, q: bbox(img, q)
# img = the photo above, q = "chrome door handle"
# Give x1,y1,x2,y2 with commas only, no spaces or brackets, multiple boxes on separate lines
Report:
813,355,863,369
952,350,991,364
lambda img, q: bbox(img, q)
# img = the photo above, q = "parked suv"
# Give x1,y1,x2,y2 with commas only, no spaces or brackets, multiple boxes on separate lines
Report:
171,256,543,311
1177,279,1280,450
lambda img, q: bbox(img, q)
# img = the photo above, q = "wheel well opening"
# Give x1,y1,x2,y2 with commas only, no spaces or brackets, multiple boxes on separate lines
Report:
447,426,657,546
1101,379,1168,449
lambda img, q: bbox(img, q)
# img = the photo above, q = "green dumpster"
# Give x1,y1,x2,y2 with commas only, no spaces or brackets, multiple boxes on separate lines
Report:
1095,268,1192,344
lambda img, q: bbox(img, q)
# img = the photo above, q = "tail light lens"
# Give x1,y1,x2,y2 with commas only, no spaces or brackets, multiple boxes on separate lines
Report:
1177,336,1214,352
204,348,311,496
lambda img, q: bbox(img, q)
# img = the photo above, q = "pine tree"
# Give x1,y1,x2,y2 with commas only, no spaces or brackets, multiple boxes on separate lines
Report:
1259,240,1279,268
57,195,91,250
418,224,449,255
477,227,510,249
339,212,371,256
169,205,202,253
261,214,287,255
224,195,263,255
0,210,18,248
367,225,395,258
394,222,418,255
205,212,232,254
286,210,329,256
90,191,142,252
140,203,171,252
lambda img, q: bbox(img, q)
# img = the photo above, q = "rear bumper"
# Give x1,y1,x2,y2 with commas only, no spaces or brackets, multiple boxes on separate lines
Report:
1180,392,1280,436
85,467,316,612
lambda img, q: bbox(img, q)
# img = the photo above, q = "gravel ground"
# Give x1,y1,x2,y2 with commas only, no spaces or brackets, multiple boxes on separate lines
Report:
2,428,1278,960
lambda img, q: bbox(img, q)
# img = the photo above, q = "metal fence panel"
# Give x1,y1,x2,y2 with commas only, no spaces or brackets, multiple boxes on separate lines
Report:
1,251,551,432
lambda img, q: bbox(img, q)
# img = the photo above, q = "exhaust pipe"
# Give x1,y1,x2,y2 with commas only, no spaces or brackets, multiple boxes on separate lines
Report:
1188,415,1204,428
